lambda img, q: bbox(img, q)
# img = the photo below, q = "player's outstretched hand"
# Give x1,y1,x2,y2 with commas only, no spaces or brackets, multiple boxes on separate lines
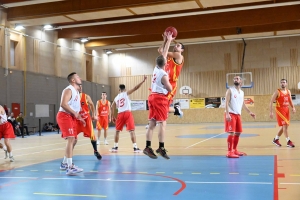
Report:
250,112,256,119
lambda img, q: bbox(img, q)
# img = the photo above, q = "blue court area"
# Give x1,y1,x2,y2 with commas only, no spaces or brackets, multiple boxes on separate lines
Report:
0,155,275,200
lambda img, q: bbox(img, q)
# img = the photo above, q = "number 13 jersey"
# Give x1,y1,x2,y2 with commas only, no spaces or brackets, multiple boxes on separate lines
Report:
114,92,131,113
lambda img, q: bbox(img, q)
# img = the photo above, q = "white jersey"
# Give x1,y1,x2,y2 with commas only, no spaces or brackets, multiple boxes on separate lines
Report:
151,66,168,95
227,87,244,115
0,106,8,124
114,92,131,113
58,85,81,113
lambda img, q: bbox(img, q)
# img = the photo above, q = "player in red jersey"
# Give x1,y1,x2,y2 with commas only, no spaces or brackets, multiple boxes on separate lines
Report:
0,105,15,162
96,92,111,145
158,33,184,117
77,85,102,159
270,79,296,148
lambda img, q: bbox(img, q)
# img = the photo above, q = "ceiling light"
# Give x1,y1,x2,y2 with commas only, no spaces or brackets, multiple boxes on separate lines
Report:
104,49,113,54
15,25,25,30
80,38,89,43
43,25,53,30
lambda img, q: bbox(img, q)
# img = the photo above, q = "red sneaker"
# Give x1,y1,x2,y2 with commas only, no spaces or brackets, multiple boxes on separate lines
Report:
287,140,295,148
272,138,281,147
233,149,247,156
226,151,239,158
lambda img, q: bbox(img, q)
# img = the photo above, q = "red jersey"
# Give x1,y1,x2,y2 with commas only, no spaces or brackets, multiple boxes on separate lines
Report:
276,89,290,108
98,100,109,117
165,57,184,84
79,93,90,119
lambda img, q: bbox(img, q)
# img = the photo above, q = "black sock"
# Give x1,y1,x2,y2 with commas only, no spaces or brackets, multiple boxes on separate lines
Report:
91,140,97,152
146,140,151,147
159,142,164,148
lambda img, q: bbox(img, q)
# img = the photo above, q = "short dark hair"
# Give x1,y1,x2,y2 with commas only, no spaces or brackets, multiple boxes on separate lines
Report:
156,55,166,68
67,72,77,83
179,42,185,50
281,79,287,83
102,92,107,94
119,84,125,90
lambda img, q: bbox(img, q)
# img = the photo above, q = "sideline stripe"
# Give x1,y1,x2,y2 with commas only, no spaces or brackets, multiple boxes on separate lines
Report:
34,193,106,198
185,132,226,149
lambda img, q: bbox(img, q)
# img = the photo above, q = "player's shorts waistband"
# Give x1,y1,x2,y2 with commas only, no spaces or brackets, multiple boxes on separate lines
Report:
151,92,167,96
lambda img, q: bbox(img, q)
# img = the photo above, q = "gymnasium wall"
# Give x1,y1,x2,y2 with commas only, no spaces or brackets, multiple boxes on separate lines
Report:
0,68,111,128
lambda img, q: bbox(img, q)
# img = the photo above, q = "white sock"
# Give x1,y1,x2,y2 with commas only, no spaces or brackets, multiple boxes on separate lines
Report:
9,152,13,157
62,156,67,164
286,137,290,142
275,135,279,140
66,158,72,168
114,143,118,147
133,143,137,148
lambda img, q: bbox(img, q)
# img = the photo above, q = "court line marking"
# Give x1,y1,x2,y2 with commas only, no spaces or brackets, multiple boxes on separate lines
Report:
33,193,106,198
186,181,272,184
185,132,227,149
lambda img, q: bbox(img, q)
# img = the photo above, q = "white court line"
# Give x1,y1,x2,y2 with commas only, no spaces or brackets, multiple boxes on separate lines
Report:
12,177,272,185
185,132,227,149
0,177,38,179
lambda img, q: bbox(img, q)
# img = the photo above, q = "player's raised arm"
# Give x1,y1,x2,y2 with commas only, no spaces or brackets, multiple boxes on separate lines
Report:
127,75,147,95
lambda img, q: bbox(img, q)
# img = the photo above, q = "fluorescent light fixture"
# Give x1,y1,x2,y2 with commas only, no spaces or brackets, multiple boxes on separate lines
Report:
80,38,89,43
104,49,113,54
43,25,53,30
15,25,25,30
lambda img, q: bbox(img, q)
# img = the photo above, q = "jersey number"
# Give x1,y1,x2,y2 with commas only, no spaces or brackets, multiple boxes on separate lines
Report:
118,98,125,107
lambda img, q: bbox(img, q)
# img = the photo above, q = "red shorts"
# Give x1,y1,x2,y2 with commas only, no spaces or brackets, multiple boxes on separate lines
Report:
276,107,290,126
0,122,16,139
224,113,242,133
57,111,77,139
96,116,109,130
116,111,134,131
148,93,169,121
76,115,96,140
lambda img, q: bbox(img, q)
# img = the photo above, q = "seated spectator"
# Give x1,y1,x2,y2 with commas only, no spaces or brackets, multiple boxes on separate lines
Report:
42,123,52,132
8,112,21,136
16,112,29,136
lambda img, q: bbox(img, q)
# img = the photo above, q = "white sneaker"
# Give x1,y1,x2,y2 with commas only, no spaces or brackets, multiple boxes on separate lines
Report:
145,125,149,129
4,150,8,159
71,164,83,172
104,140,109,145
96,140,100,145
175,105,183,118
134,147,141,153
9,156,14,162
66,167,82,175
60,162,68,170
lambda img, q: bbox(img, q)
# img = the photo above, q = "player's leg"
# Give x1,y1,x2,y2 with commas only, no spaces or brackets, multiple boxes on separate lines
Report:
2,122,15,162
103,117,109,145
283,125,295,147
155,121,170,159
225,113,239,158
4,139,13,162
232,115,246,156
143,120,157,158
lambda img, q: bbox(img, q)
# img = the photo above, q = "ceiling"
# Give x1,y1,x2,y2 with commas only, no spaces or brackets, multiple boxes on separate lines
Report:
1,0,300,50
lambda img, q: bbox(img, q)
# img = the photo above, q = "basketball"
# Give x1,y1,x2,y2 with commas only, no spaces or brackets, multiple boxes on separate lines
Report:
165,26,177,37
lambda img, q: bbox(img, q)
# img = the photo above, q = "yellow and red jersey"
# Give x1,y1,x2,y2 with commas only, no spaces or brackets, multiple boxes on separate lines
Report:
276,89,290,108
79,93,90,119
165,57,184,100
98,100,109,117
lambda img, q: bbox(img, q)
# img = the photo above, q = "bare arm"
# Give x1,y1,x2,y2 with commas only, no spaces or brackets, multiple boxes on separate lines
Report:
111,101,116,122
108,101,111,122
161,75,172,92
167,52,183,63
161,32,174,59
269,90,278,118
242,102,256,119
0,106,4,116
158,33,167,55
127,75,147,95
86,95,97,120
288,90,296,113
225,89,231,116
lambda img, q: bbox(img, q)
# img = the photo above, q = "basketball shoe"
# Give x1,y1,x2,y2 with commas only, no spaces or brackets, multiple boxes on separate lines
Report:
233,149,247,156
143,147,157,159
60,162,68,170
66,166,83,176
111,147,118,152
226,151,239,158
4,149,8,159
287,140,295,148
104,140,109,145
134,147,141,153
272,138,282,147
94,151,102,160
9,156,14,162
174,103,183,118
156,147,170,160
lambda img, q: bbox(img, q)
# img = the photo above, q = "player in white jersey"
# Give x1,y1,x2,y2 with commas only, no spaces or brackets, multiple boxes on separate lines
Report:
110,76,147,152
143,32,173,159
225,76,256,158
56,72,85,175
0,105,15,162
